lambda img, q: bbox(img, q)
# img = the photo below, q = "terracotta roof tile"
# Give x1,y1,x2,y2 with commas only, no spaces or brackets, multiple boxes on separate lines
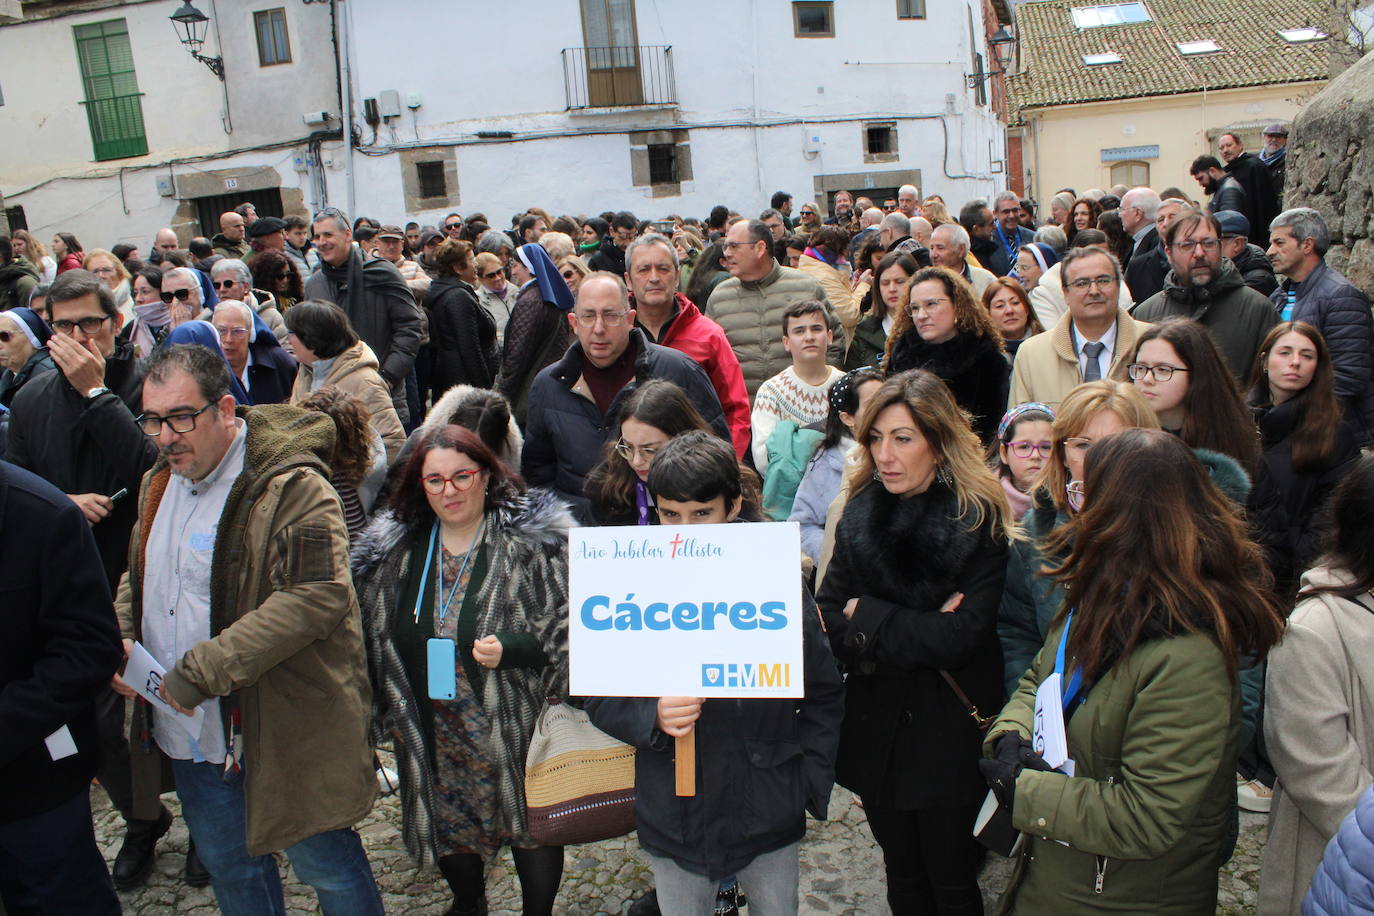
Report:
1008,0,1330,112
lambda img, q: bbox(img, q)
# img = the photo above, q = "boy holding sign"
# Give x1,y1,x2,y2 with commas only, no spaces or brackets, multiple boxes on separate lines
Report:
585,432,844,915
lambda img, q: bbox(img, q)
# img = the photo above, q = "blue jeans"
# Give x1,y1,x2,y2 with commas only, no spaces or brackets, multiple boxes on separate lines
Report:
171,759,383,916
0,789,120,916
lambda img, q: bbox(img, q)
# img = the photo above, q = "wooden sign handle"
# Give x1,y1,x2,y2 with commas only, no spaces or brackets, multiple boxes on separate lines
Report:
675,731,696,797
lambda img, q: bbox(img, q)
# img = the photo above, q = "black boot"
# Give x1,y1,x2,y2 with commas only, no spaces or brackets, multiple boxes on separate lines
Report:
112,806,172,890
184,837,211,888
627,888,661,916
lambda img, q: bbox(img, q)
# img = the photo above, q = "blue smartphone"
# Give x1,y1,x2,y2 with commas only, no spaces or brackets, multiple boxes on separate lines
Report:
426,638,457,700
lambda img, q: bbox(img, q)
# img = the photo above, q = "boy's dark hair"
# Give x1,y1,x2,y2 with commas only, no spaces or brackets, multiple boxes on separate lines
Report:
647,431,742,506
781,298,827,336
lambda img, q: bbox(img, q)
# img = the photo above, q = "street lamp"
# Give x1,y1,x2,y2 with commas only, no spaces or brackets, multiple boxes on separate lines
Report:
966,25,1016,88
170,1,225,81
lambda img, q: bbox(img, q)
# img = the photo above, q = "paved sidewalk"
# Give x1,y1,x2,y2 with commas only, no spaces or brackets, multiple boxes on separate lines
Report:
95,750,1267,915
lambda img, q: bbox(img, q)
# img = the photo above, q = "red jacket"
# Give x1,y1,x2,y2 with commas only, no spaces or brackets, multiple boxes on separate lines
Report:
634,292,751,458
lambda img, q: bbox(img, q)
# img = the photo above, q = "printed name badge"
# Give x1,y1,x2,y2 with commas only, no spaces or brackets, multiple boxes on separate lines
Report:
567,523,804,699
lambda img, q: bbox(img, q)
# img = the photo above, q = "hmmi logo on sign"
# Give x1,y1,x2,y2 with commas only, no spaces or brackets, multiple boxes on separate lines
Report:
701,663,791,689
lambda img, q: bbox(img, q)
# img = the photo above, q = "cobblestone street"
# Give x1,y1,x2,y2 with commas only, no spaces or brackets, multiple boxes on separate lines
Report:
94,750,1269,915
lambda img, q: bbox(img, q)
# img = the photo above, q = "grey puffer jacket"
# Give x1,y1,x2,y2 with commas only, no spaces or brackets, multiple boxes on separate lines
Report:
704,263,846,398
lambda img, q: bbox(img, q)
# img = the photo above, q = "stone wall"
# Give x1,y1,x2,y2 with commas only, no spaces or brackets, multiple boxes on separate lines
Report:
1287,47,1374,295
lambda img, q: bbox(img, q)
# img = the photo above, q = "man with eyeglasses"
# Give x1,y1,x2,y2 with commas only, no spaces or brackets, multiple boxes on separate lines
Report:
1009,247,1150,408
441,212,464,238
212,299,297,405
707,219,845,398
985,191,1035,277
111,344,383,915
210,259,288,343
589,210,638,275
3,269,182,890
793,203,821,240
522,272,727,523
303,208,423,427
374,225,431,304
1134,209,1277,380
624,234,750,457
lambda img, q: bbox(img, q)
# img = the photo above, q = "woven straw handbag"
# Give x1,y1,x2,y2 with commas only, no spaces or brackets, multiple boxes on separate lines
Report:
524,701,636,846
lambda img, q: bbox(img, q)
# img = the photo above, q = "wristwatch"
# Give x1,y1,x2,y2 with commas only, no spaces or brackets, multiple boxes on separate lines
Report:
85,386,110,401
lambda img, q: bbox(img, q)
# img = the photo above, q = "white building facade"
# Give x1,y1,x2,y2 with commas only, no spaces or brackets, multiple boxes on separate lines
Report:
1,0,1009,243
347,0,1010,223
0,0,340,247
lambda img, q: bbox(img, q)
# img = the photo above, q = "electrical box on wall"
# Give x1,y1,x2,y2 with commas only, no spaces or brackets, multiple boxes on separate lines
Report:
155,176,175,197
802,127,822,154
406,92,422,110
303,110,333,127
378,90,402,119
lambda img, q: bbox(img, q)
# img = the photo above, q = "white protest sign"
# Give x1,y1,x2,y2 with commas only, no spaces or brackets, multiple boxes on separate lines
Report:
569,522,804,699
126,642,206,738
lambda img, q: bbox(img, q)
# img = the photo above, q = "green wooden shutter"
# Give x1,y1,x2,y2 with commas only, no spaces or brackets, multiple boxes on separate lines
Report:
74,19,148,161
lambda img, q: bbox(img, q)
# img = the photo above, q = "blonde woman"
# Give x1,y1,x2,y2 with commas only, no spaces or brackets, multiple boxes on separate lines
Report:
817,369,1016,914
82,248,134,322
555,254,590,299
12,230,57,283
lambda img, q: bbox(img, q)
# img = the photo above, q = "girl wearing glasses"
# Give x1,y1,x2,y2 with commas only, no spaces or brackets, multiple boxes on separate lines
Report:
989,402,1055,520
585,378,758,526
352,423,574,916
999,381,1160,694
1128,318,1260,475
885,266,1010,446
1245,321,1360,597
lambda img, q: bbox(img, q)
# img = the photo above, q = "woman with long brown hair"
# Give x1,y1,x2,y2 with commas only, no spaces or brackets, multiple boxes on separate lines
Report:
1063,197,1103,248
846,251,914,371
983,428,1285,913
885,266,1009,445
1246,321,1360,592
1128,317,1260,472
817,369,1015,914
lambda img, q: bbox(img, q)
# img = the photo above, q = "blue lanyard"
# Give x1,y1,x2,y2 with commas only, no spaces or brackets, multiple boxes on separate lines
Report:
413,520,483,627
1054,609,1085,712
994,222,1019,262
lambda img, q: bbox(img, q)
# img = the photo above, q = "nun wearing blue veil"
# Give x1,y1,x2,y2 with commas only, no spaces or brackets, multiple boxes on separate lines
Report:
495,242,576,425
165,320,253,405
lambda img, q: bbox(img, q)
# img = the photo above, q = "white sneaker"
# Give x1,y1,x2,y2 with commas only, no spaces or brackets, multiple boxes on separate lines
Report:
1237,773,1273,813
377,765,400,796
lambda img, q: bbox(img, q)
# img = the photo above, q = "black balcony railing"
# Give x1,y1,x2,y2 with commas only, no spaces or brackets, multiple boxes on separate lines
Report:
561,45,677,110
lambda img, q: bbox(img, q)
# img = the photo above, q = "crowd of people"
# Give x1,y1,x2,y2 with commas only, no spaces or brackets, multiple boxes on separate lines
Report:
6,122,1374,915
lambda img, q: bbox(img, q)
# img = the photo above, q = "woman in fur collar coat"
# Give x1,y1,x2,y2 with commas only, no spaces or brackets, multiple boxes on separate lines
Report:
885,266,1011,447
352,422,573,916
817,369,1016,914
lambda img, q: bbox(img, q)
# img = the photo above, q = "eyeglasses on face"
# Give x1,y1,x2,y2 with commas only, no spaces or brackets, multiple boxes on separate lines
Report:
443,223,462,232
481,270,504,280
212,280,239,290
1066,275,1117,291
615,439,661,463
560,270,578,281
907,297,951,317
160,288,194,303
1172,238,1221,254
1007,440,1053,458
137,402,214,436
1062,436,1095,456
214,325,251,340
421,469,483,494
573,310,629,328
0,330,20,343
1127,363,1189,382
51,314,113,335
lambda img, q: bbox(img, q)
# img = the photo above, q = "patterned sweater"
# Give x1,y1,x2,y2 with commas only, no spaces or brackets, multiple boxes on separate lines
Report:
751,365,843,471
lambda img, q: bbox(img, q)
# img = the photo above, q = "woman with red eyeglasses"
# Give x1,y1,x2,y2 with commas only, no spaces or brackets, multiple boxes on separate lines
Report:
352,423,574,916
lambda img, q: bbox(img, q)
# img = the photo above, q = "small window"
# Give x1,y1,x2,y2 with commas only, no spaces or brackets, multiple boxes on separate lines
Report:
1177,39,1220,54
897,0,926,19
866,122,897,156
793,2,834,38
254,9,292,67
1110,160,1150,187
1071,2,1151,28
1083,51,1122,64
648,144,677,184
416,161,447,199
1278,27,1326,43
